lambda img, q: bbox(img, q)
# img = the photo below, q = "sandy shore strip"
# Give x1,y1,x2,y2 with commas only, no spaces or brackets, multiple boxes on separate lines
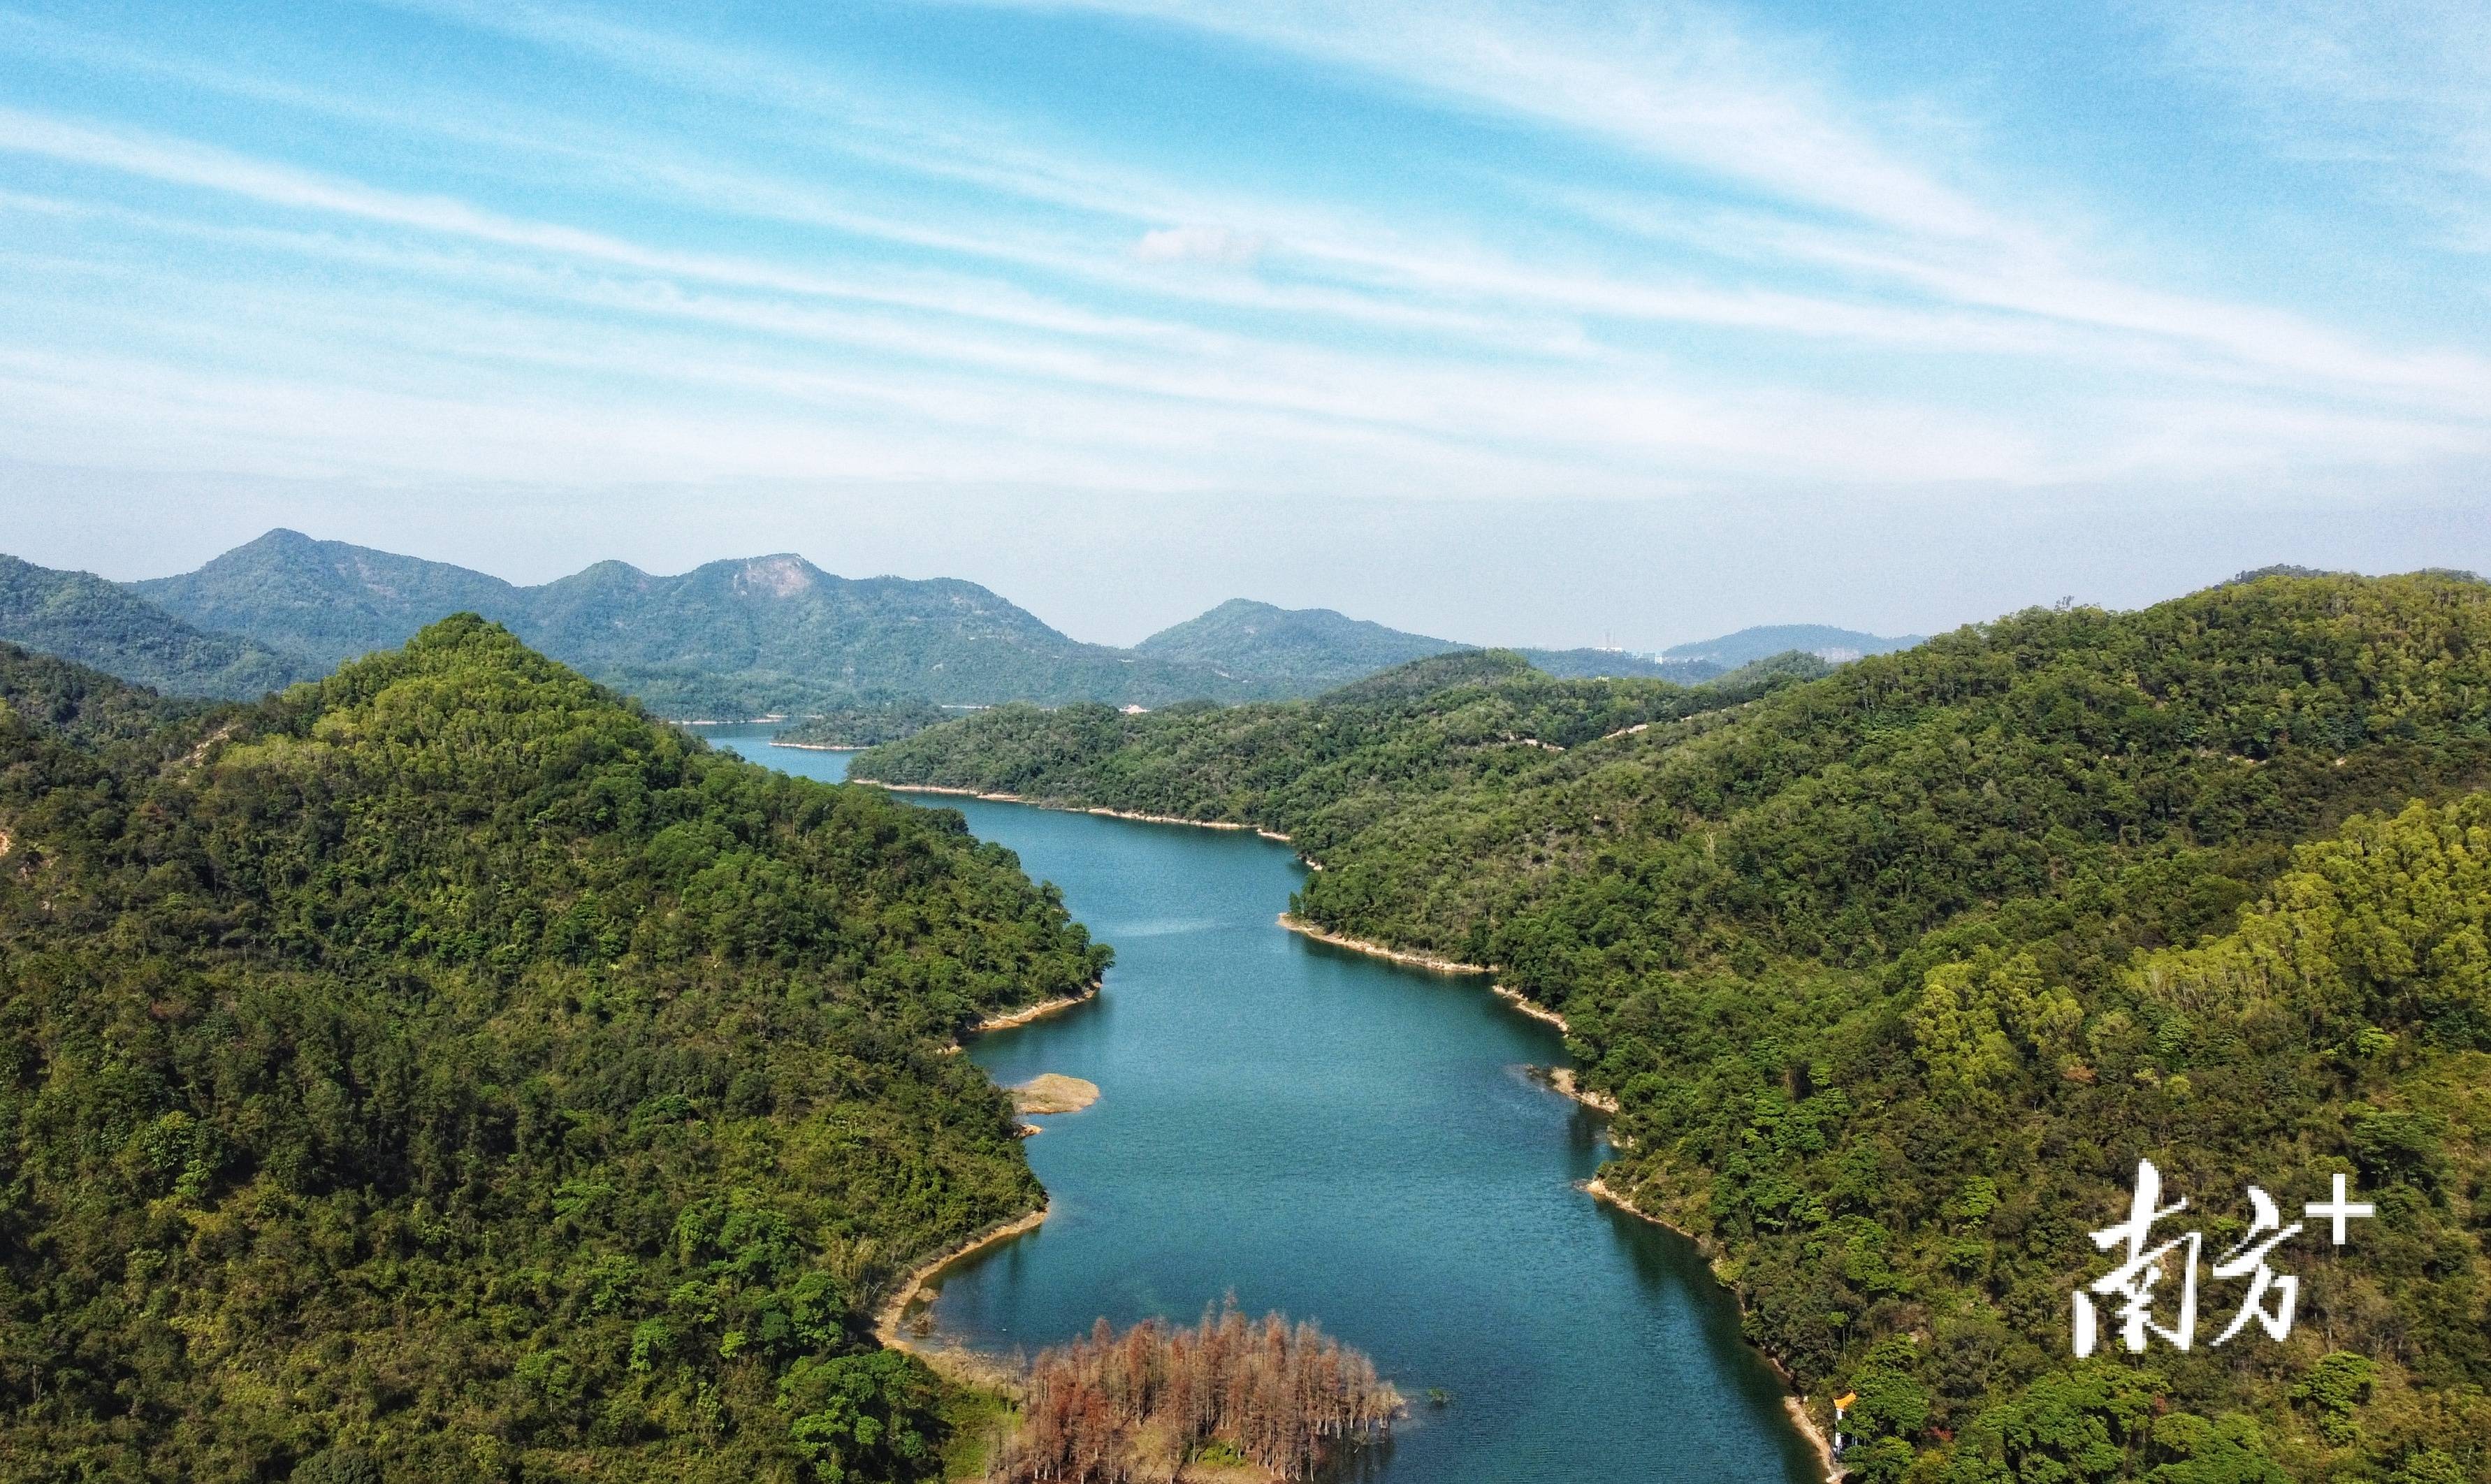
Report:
975,984,1098,1033
1276,917,1589,1041
1493,984,1571,1033
1275,914,1493,975
1013,1072,1101,1114
874,1205,1051,1354
860,780,1027,801
1546,1065,1619,1113
872,1207,1051,1398
1783,1399,1841,1482
769,741,864,752
1082,807,1296,843
1585,1179,1840,1481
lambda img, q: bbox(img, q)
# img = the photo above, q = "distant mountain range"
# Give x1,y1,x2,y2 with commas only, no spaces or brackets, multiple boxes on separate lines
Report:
129,530,1260,713
0,530,1921,713
1132,598,1912,690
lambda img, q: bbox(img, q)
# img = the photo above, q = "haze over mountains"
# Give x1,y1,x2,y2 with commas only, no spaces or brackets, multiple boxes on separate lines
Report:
1131,598,1719,693
1660,623,1924,667
0,530,1919,713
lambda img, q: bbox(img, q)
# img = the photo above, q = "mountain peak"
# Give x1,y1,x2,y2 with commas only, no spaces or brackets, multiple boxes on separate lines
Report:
1136,599,1462,688
732,553,822,597
1661,624,1922,667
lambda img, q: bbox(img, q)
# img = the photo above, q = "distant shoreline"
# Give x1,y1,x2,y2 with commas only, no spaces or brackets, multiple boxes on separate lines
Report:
771,740,864,752
855,779,1291,841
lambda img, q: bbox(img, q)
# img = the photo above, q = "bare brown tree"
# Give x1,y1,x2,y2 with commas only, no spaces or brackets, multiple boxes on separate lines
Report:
1001,1303,1402,1482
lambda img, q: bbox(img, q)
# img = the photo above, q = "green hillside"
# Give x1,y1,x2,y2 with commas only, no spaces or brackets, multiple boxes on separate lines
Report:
0,554,310,699
773,694,954,750
0,620,1107,1481
852,648,1829,853
0,639,217,748
855,572,2491,1481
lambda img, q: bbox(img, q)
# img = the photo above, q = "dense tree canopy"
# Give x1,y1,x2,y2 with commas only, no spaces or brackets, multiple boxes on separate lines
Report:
0,618,1107,1482
856,648,1829,859
774,697,953,750
855,572,2491,1482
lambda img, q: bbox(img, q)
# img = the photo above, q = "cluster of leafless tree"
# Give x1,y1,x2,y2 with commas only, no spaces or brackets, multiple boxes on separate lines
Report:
1001,1305,1402,1481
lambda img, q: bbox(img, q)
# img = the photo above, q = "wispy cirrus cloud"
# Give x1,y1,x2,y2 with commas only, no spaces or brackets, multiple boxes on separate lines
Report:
1135,224,1266,266
0,0,2484,526
2141,0,2491,252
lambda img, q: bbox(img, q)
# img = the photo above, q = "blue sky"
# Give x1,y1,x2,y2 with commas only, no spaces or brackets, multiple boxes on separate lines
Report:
2,0,2485,646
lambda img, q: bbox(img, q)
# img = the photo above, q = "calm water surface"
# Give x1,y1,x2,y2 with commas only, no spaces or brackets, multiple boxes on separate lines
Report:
713,728,1817,1484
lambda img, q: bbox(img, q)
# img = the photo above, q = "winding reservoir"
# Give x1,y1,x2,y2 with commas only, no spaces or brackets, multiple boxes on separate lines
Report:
716,729,1820,1484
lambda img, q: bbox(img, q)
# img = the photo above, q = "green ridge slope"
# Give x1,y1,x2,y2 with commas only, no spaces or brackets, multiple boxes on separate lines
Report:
0,555,310,699
0,619,1107,1482
852,649,1827,850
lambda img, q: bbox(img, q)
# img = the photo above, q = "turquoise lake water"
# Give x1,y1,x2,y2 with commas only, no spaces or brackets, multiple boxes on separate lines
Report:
713,729,1819,1484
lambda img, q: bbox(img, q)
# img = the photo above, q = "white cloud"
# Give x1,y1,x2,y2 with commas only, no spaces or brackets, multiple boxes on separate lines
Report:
3,0,2487,516
1135,224,1267,266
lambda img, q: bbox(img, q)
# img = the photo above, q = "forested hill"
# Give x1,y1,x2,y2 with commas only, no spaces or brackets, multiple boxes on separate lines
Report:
129,528,530,671
0,554,310,699
0,619,1108,1482
850,648,1831,854
856,572,2491,1482
1132,599,1465,688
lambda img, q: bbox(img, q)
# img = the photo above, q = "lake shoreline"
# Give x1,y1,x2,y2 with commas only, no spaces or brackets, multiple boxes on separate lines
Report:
770,740,864,752
1494,983,1571,1033
853,779,1291,840
743,749,1827,1482
1545,1065,1619,1114
874,1205,1052,1361
1274,915,1586,1039
974,983,1099,1033
1276,912,1493,976
1585,1179,1840,1482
